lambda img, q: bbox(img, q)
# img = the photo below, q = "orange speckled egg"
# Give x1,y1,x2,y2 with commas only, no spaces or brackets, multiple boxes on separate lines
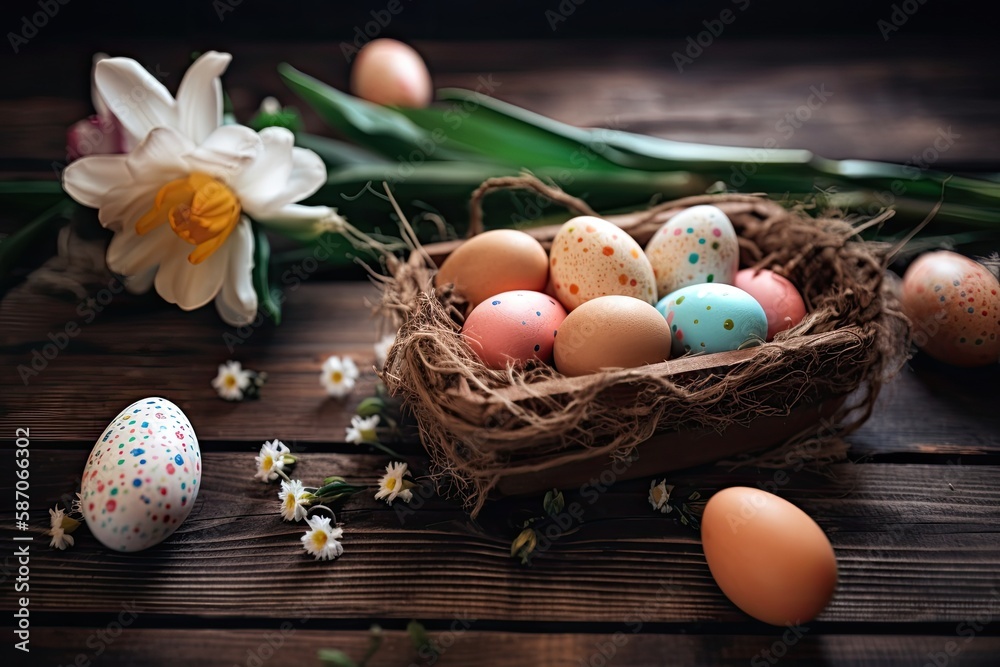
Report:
435,230,549,308
549,216,656,311
701,487,838,626
734,269,807,340
901,251,1000,367
462,291,567,369
553,295,671,376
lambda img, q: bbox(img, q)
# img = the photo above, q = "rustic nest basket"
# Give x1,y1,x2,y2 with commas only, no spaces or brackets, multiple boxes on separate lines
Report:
378,175,909,515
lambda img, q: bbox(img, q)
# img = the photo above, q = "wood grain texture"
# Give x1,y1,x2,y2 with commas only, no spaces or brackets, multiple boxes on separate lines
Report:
2,38,998,170
3,450,998,624
25,628,1000,667
2,283,997,459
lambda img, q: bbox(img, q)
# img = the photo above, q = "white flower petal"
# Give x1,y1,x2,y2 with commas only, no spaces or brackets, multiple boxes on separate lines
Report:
175,51,231,144
214,219,258,326
106,222,174,277
62,155,130,208
233,127,295,209
97,182,158,232
154,237,228,311
90,52,111,118
94,57,177,145
126,127,194,182
124,266,158,294
255,203,336,239
182,124,262,181
242,146,327,218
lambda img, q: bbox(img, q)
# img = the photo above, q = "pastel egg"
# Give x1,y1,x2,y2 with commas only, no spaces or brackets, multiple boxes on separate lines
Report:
701,487,838,626
901,251,1000,367
734,269,807,340
644,205,739,299
462,290,567,369
656,283,767,356
549,216,657,311
350,39,432,108
81,397,201,552
436,230,549,307
553,295,671,376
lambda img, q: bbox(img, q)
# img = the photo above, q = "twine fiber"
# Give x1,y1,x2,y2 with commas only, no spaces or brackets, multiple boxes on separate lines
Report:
377,175,909,515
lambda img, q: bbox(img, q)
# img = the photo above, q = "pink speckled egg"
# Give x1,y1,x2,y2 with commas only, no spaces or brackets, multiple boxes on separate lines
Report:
901,251,1000,367
462,290,568,369
645,205,739,299
81,397,201,552
735,269,807,340
549,216,656,311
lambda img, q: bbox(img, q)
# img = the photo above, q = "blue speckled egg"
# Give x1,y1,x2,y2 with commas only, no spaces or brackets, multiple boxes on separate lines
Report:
656,284,768,356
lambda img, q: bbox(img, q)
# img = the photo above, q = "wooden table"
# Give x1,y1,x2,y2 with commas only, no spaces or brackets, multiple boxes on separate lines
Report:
2,38,1000,666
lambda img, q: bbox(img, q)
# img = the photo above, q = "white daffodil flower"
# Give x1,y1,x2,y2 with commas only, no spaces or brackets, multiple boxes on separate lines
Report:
300,515,344,561
61,51,344,326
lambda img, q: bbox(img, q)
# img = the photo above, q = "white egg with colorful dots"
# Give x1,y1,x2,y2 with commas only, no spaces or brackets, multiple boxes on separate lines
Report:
81,397,201,552
549,216,657,311
656,283,768,356
645,205,739,299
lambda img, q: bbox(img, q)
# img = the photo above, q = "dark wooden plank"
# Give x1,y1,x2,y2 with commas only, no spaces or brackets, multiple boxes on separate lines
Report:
3,283,998,461
3,451,998,623
25,628,1000,667
1,37,998,170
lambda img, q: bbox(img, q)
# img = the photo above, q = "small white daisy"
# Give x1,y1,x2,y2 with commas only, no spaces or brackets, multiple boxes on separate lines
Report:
649,479,674,514
320,355,359,398
374,461,413,505
48,506,75,550
300,515,344,561
374,332,396,369
212,360,252,401
345,414,380,445
278,479,311,522
254,439,290,482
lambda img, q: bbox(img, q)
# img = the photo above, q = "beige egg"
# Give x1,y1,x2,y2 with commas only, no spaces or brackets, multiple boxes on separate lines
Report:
435,230,549,307
701,487,838,626
550,216,657,311
553,295,671,376
350,39,432,108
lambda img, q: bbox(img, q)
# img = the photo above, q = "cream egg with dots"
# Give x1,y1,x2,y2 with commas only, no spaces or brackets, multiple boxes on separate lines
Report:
549,216,656,311
645,205,739,300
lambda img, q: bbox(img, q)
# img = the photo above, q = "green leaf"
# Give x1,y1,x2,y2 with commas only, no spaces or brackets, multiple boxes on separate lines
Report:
279,64,479,162
295,132,391,168
407,620,435,656
0,198,74,293
250,221,281,325
356,397,386,417
317,649,358,667
543,489,565,516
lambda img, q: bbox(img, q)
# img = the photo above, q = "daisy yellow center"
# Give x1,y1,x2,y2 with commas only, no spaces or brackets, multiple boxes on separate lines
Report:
311,530,328,549
384,477,397,491
262,455,274,472
224,375,238,389
285,494,297,510
136,171,241,265
330,370,344,384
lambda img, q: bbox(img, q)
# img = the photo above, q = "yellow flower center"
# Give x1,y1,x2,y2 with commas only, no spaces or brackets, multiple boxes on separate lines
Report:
311,530,328,549
330,371,344,384
224,375,238,389
262,455,274,472
284,494,297,511
136,172,241,264
384,477,397,491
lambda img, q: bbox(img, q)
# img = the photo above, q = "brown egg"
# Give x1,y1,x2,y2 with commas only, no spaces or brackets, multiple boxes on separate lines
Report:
350,39,432,108
701,487,838,626
435,230,549,307
553,295,671,376
901,251,1000,367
